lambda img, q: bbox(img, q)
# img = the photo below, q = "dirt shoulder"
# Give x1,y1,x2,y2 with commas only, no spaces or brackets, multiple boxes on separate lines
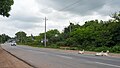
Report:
0,45,33,68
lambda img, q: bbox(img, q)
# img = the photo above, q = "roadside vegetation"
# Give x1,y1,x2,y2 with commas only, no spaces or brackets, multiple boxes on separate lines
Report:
0,34,11,43
1,12,120,53
0,0,14,17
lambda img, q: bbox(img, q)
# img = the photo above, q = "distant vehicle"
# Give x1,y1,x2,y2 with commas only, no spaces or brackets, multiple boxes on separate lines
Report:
11,42,16,46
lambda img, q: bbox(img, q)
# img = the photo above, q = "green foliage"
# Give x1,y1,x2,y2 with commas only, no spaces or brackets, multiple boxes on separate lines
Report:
0,0,14,17
56,41,66,47
111,12,120,22
48,44,60,48
46,29,60,38
25,41,39,47
94,46,110,52
111,43,120,53
46,29,60,44
65,37,76,46
15,31,27,44
69,47,78,50
15,11,120,53
0,34,11,43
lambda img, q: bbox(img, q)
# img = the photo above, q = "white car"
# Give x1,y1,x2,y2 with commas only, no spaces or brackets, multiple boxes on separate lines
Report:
11,42,16,46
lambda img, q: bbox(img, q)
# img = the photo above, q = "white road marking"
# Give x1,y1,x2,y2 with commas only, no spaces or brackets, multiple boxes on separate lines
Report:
17,47,48,54
56,55,73,59
81,60,120,68
27,50,48,54
78,55,120,62
95,62,120,68
7,45,120,68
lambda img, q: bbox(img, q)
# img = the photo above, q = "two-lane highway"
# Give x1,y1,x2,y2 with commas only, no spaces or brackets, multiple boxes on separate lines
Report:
1,43,120,68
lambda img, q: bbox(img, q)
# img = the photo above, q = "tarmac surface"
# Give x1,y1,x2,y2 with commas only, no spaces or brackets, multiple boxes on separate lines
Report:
1,43,120,68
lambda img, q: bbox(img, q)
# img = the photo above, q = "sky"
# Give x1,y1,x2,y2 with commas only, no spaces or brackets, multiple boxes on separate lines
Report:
0,0,120,37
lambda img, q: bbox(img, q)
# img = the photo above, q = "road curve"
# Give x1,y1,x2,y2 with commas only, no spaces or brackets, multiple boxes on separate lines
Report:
1,43,120,68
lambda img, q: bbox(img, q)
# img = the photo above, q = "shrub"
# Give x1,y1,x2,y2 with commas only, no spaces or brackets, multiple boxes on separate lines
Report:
56,41,66,47
111,45,120,53
48,44,60,48
69,47,78,50
94,46,110,52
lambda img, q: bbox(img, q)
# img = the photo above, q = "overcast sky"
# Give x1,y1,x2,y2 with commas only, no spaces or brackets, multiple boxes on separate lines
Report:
0,0,120,37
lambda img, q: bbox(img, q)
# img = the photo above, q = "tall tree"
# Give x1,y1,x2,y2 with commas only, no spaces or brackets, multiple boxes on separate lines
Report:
0,34,11,43
15,31,27,43
0,0,14,17
111,11,120,22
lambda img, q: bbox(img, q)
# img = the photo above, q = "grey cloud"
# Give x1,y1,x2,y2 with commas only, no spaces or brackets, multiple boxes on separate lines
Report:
1,0,119,37
97,0,120,16
10,14,42,23
36,0,120,16
14,23,38,29
40,8,53,14
9,0,43,23
6,21,40,29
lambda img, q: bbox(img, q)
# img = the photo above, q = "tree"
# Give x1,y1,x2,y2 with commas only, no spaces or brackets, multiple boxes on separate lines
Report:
15,31,27,43
111,11,120,22
0,0,14,17
0,34,11,43
46,29,60,44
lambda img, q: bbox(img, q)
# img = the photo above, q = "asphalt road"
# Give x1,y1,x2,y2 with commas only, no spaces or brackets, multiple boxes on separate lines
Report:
1,43,120,68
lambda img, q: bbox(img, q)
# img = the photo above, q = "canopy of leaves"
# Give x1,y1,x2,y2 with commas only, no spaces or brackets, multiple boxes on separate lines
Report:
15,31,27,43
14,11,120,53
0,0,14,17
0,34,11,43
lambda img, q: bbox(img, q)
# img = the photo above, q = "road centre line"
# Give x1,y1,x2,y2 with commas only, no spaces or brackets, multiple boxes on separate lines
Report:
94,62,120,68
77,54,120,62
55,55,73,59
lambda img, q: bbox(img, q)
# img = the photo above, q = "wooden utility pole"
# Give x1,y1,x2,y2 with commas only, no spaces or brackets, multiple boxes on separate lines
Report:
44,17,47,47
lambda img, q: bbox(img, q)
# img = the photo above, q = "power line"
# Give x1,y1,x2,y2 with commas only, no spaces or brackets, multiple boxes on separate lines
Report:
59,0,114,13
59,0,80,11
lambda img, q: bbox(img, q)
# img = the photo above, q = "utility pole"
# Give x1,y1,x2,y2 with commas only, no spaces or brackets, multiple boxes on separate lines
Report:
69,21,71,33
44,17,47,47
21,33,22,44
0,37,2,43
70,24,71,33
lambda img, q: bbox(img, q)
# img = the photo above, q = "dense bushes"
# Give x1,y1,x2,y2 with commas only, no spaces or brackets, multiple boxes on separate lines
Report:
111,45,120,53
15,12,120,53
